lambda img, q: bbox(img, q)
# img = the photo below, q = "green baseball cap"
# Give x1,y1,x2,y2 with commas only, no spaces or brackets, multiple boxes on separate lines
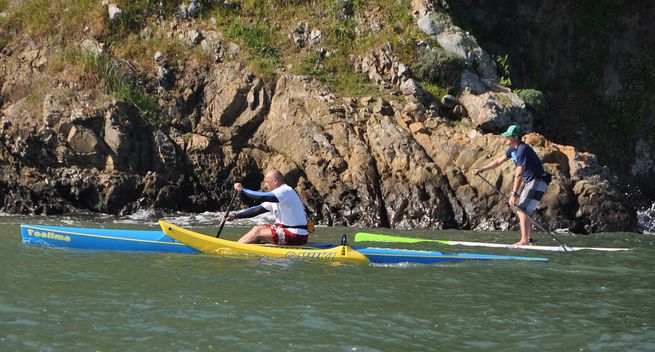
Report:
501,124,523,137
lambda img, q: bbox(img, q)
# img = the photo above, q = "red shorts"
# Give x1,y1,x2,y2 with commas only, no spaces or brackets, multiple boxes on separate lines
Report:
268,225,308,245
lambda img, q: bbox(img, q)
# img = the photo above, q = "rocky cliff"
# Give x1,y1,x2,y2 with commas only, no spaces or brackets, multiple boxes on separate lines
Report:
445,0,655,206
0,0,640,233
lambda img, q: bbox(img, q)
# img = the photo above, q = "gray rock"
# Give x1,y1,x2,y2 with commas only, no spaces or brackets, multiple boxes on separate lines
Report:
188,30,203,45
107,3,122,21
80,38,104,56
459,69,487,94
400,78,424,98
176,5,188,19
225,42,240,60
157,65,174,88
103,101,153,172
436,29,498,81
42,94,65,128
223,0,239,10
441,94,458,109
396,63,409,78
308,29,322,47
292,22,309,48
573,177,636,232
154,130,179,169
417,14,445,36
187,0,200,18
199,30,224,62
459,91,532,133
67,125,99,154
453,105,468,119
373,100,394,116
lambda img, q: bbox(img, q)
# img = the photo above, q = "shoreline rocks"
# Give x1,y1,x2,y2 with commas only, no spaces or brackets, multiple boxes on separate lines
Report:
0,5,639,233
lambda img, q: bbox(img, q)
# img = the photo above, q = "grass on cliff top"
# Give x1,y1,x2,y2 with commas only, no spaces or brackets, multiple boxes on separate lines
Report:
48,46,167,127
207,0,431,96
2,0,445,109
1,0,105,38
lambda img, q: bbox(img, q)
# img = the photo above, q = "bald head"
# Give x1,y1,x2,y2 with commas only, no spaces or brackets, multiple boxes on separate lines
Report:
263,170,285,190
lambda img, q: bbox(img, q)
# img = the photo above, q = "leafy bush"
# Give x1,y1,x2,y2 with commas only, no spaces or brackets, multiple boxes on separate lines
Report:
494,54,512,88
411,47,466,90
332,18,357,45
515,88,546,112
420,81,449,101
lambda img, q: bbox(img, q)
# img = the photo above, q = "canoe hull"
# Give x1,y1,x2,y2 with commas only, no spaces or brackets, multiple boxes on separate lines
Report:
20,224,198,253
357,247,549,264
159,221,371,264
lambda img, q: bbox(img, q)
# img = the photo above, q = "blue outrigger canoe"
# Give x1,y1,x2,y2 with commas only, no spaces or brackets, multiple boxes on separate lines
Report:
20,224,548,264
21,224,199,253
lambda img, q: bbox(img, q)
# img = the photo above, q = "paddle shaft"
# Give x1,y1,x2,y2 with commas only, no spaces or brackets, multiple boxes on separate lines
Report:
216,190,239,238
476,174,570,250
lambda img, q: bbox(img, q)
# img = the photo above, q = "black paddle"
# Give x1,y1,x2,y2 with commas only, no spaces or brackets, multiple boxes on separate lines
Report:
216,190,239,238
476,174,571,251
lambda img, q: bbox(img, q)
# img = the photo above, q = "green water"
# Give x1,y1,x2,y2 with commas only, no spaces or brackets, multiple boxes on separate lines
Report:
1,216,654,351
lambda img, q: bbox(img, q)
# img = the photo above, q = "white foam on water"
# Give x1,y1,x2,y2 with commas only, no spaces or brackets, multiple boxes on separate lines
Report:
637,202,655,234
110,209,276,228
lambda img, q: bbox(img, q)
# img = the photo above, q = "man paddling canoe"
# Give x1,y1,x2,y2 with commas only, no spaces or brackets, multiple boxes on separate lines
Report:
224,170,309,245
471,125,550,246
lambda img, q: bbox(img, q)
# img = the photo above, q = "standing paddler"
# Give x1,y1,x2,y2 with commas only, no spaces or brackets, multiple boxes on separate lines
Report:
224,170,310,245
471,125,550,246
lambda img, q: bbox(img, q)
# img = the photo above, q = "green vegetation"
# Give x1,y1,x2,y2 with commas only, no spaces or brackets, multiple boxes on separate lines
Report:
411,47,466,94
0,0,7,23
1,0,105,38
1,0,460,120
451,118,474,128
420,81,449,101
116,33,212,74
515,89,546,112
227,18,278,61
276,0,425,97
494,54,512,88
291,49,380,97
96,53,167,127
50,47,166,126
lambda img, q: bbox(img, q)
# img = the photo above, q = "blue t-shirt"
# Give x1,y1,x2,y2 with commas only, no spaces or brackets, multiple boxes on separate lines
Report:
505,143,545,182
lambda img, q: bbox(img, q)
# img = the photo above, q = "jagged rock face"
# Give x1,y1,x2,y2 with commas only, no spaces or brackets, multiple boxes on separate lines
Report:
252,75,386,226
412,0,498,81
444,0,655,205
103,102,155,173
0,27,637,233
411,0,534,134
357,44,410,90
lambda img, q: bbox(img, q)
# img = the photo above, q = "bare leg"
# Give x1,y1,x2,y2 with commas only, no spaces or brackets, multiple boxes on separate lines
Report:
237,225,275,244
513,211,532,246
